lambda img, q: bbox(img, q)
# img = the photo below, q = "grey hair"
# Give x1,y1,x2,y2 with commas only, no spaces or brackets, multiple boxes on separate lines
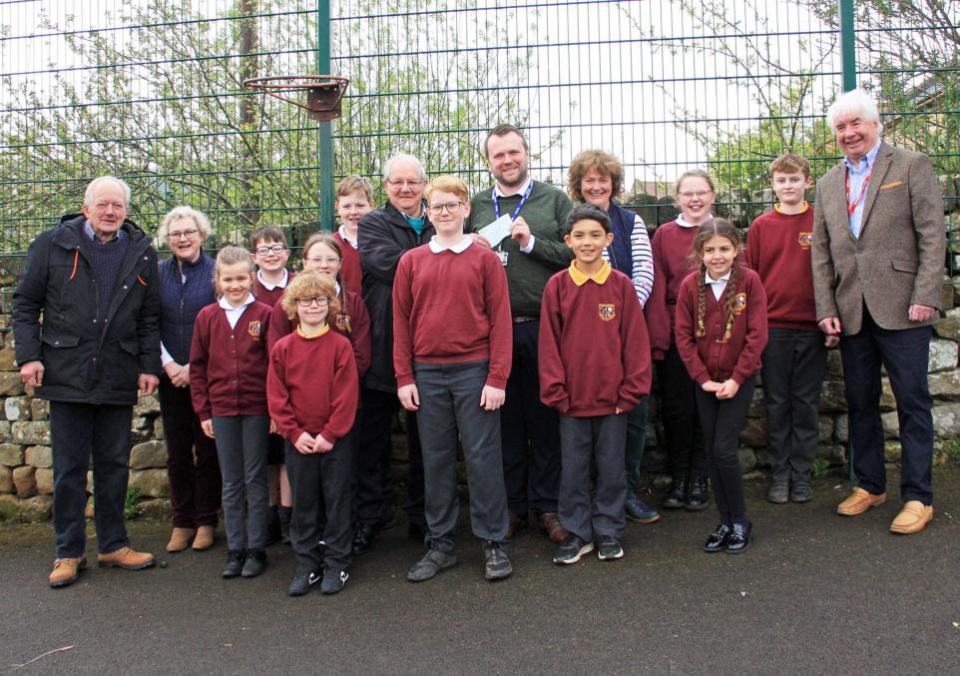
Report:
827,89,884,134
83,176,132,208
158,205,212,242
382,153,427,182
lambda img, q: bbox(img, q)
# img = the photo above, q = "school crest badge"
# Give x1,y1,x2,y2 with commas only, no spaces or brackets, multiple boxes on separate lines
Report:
798,232,813,249
247,320,262,340
599,304,616,321
732,293,748,316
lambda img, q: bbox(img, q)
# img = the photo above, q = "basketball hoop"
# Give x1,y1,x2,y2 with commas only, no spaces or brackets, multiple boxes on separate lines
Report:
243,75,349,121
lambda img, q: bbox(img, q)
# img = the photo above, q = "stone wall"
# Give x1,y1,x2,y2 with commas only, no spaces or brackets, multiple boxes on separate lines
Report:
2,279,959,522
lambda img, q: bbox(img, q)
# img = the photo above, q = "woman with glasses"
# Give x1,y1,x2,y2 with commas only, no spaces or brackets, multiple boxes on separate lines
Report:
156,206,221,554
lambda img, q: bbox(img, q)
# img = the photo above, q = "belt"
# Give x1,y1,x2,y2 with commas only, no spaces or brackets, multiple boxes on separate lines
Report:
512,315,538,324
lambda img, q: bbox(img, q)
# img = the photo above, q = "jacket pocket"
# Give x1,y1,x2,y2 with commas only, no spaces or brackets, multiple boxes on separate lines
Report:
891,258,918,274
40,334,80,349
119,338,139,356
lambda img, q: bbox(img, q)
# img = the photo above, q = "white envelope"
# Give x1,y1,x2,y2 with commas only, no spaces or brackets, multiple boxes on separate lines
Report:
477,214,514,248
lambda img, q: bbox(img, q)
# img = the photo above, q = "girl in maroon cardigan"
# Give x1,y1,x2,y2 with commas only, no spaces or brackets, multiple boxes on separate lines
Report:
645,170,716,512
674,220,767,554
190,246,273,578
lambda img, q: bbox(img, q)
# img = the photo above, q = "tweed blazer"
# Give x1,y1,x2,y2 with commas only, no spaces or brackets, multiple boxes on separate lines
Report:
811,142,946,334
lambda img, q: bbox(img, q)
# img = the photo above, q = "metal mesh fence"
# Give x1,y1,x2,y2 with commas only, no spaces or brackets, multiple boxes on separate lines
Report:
1,0,957,265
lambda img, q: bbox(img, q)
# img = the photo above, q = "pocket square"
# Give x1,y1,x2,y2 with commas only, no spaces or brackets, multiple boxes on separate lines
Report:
879,180,904,190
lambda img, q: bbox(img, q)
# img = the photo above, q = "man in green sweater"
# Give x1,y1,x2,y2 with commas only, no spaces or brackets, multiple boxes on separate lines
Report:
467,124,573,543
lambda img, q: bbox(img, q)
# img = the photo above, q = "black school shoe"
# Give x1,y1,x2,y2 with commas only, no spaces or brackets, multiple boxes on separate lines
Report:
726,523,752,554
288,568,322,597
222,550,246,578
703,524,732,553
790,483,813,503
662,477,687,510
685,477,710,511
321,568,349,595
241,549,268,577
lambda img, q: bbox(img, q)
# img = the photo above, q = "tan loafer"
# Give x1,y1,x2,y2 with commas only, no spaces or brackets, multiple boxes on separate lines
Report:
836,487,886,516
192,525,216,551
890,500,934,535
49,556,87,588
166,527,196,553
540,512,569,544
98,546,156,570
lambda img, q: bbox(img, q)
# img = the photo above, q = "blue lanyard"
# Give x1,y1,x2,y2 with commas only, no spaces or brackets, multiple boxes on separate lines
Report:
492,181,534,221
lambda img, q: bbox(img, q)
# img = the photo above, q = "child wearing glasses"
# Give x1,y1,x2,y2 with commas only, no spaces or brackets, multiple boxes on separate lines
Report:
189,246,273,579
393,175,514,583
267,271,359,596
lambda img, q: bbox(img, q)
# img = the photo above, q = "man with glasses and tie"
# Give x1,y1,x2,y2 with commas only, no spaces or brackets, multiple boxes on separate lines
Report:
467,124,574,544
354,153,434,554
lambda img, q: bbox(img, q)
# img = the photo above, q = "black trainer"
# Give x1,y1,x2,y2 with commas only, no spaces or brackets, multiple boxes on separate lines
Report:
288,569,322,597
790,483,813,503
482,541,513,581
596,534,624,561
241,549,268,578
553,535,594,565
352,523,377,556
222,550,246,578
321,568,349,595
407,547,457,582
685,477,710,511
767,481,789,504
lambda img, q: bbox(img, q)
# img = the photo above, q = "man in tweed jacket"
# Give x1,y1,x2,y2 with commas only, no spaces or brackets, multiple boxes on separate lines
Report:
811,89,946,535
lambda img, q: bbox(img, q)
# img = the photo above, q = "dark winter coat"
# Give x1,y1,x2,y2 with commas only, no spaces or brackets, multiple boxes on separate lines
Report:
12,213,162,406
358,201,434,392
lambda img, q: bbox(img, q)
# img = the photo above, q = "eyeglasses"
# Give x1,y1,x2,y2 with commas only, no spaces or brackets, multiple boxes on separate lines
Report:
678,191,713,200
256,244,287,255
296,297,330,308
427,201,464,215
387,179,423,189
168,228,199,240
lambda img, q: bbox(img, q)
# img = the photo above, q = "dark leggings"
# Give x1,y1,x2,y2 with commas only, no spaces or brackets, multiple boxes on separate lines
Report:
694,377,756,526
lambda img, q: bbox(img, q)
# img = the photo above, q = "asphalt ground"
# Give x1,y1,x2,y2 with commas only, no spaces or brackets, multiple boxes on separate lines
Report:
1,468,959,675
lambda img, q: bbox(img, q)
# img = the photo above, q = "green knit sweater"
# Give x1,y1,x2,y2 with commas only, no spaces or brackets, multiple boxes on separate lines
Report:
466,181,573,317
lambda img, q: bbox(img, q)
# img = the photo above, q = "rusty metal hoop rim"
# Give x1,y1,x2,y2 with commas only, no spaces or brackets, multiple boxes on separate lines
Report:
243,75,350,121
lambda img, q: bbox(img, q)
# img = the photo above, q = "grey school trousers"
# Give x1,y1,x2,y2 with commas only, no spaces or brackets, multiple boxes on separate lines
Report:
558,413,628,541
211,415,269,552
414,360,509,553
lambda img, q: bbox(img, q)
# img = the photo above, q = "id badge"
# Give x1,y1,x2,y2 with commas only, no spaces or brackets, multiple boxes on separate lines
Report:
496,250,509,266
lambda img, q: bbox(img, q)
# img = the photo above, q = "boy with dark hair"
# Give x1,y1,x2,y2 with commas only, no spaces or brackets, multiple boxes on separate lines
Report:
539,204,652,564
745,153,836,504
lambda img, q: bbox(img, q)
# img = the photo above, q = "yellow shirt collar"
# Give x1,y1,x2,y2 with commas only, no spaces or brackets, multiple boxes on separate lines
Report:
296,324,330,340
567,260,612,286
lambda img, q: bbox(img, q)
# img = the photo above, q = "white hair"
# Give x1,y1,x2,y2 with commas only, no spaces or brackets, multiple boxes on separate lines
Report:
826,89,884,134
83,176,132,208
158,205,212,241
382,153,427,182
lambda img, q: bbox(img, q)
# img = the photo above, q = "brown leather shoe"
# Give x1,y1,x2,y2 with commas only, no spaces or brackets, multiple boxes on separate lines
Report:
192,525,216,551
540,512,569,544
836,487,886,516
165,527,196,553
49,556,87,588
890,500,934,534
506,512,527,540
98,546,156,570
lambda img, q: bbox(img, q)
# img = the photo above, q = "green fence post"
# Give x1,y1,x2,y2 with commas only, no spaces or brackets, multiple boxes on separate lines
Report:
317,0,334,231
839,0,857,92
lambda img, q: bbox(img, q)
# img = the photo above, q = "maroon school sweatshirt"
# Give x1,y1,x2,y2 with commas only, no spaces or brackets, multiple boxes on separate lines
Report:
645,220,699,358
538,261,652,416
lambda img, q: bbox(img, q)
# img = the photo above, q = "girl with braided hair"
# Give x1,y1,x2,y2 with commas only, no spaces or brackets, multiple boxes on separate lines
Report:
674,219,768,554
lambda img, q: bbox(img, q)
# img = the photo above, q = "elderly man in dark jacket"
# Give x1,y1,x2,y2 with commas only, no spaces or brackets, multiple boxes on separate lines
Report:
353,153,434,555
13,176,162,588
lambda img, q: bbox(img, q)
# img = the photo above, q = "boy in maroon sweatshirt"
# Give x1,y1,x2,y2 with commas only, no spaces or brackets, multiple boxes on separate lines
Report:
267,270,359,596
745,154,837,504
393,176,514,583
190,246,273,579
539,204,652,565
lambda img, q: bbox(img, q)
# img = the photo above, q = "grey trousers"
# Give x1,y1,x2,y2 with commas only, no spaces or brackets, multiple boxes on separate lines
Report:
286,433,354,572
559,413,628,541
211,415,269,552
414,361,508,553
